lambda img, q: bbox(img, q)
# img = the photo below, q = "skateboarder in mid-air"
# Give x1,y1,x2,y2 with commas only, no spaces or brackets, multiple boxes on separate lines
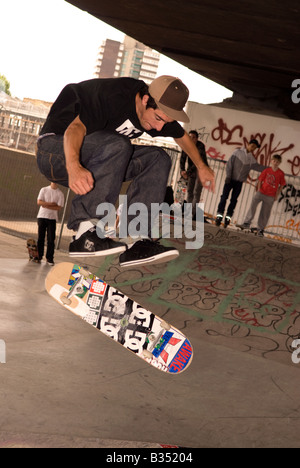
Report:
36,76,215,267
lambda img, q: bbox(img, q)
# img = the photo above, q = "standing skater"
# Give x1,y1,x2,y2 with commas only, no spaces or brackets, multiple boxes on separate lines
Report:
37,182,64,265
216,139,264,227
237,155,286,237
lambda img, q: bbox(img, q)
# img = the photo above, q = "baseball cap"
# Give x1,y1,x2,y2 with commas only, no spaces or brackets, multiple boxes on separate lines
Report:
148,75,190,123
249,138,261,148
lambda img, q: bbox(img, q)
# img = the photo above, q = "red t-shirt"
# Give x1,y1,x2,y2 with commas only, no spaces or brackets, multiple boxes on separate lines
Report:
259,167,286,197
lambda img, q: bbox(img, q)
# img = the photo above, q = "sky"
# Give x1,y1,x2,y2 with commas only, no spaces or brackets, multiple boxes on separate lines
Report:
0,0,232,104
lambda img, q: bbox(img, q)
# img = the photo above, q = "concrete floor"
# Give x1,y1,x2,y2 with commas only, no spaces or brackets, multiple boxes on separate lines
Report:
0,226,300,448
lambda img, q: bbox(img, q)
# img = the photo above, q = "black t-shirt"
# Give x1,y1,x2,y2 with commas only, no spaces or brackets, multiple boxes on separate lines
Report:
41,77,185,140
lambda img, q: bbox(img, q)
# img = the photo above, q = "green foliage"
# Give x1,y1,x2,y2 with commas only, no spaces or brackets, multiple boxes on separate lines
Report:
0,74,11,95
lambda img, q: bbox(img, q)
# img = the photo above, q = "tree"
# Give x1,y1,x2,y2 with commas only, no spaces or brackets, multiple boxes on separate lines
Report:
0,74,11,95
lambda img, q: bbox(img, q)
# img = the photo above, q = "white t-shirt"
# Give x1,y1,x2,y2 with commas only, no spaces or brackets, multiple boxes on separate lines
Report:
37,186,64,222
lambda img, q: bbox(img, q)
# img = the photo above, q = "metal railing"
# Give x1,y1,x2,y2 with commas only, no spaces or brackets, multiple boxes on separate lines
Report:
0,145,299,249
199,158,300,245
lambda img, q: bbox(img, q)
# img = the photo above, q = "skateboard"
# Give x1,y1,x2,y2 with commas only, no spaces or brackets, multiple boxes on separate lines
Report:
26,238,39,262
174,177,187,205
45,262,193,374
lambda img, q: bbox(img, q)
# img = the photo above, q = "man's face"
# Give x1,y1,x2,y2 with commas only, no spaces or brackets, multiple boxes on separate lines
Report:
271,158,281,171
189,133,198,144
138,95,174,131
247,142,259,153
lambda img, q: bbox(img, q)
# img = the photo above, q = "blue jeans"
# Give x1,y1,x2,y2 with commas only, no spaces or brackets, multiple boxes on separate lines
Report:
36,131,171,233
37,218,56,262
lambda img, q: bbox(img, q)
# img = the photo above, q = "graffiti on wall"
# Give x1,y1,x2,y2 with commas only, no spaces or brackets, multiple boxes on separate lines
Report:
212,118,296,170
187,103,300,243
95,228,300,368
197,117,298,175
186,100,300,175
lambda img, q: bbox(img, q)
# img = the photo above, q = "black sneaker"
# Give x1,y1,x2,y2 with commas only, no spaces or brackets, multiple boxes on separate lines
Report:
224,216,231,228
119,239,179,267
215,215,222,227
69,227,127,257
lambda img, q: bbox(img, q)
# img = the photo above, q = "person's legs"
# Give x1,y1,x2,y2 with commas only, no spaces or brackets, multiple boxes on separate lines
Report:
226,181,243,218
119,144,179,266
216,181,232,225
192,177,203,219
217,182,232,216
244,192,263,225
37,132,134,231
37,133,178,265
36,135,69,187
123,144,172,237
46,220,56,263
37,218,47,260
37,132,130,257
187,174,196,205
257,194,274,231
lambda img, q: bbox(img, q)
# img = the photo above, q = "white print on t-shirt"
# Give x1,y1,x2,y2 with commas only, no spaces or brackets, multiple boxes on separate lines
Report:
266,173,276,188
115,119,142,138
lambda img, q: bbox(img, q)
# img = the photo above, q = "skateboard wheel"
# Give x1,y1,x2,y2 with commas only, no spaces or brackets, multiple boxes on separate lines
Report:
74,285,84,295
160,320,171,331
61,295,72,305
143,350,153,359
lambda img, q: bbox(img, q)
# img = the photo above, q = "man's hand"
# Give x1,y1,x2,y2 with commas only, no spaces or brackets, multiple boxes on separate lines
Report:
68,163,94,196
175,132,215,192
198,165,215,192
181,170,188,180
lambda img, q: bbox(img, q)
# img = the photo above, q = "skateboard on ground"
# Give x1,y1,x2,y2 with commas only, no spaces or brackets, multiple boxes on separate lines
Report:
26,238,39,262
45,262,193,374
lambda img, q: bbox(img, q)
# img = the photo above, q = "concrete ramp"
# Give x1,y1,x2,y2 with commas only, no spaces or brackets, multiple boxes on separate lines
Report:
98,225,300,368
0,228,300,448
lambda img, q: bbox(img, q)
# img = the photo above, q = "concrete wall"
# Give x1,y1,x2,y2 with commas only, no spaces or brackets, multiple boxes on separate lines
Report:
0,146,70,221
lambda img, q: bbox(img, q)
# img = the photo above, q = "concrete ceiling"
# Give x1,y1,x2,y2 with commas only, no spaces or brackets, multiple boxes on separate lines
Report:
66,0,300,120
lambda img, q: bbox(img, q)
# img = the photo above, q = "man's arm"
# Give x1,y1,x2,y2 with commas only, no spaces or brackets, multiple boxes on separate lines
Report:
275,173,286,200
37,200,62,211
175,132,215,191
275,185,284,201
250,154,266,173
256,179,262,192
225,154,234,183
63,116,94,195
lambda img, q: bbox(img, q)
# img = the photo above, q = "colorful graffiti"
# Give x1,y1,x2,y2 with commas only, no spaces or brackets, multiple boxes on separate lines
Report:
94,227,300,368
288,155,300,176
210,117,296,170
279,184,300,217
193,109,300,244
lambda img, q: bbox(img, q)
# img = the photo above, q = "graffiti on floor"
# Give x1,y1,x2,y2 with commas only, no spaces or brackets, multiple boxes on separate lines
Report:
95,229,300,366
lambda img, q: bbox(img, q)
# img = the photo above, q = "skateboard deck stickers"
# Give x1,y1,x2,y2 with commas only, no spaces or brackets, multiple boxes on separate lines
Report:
46,263,193,374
